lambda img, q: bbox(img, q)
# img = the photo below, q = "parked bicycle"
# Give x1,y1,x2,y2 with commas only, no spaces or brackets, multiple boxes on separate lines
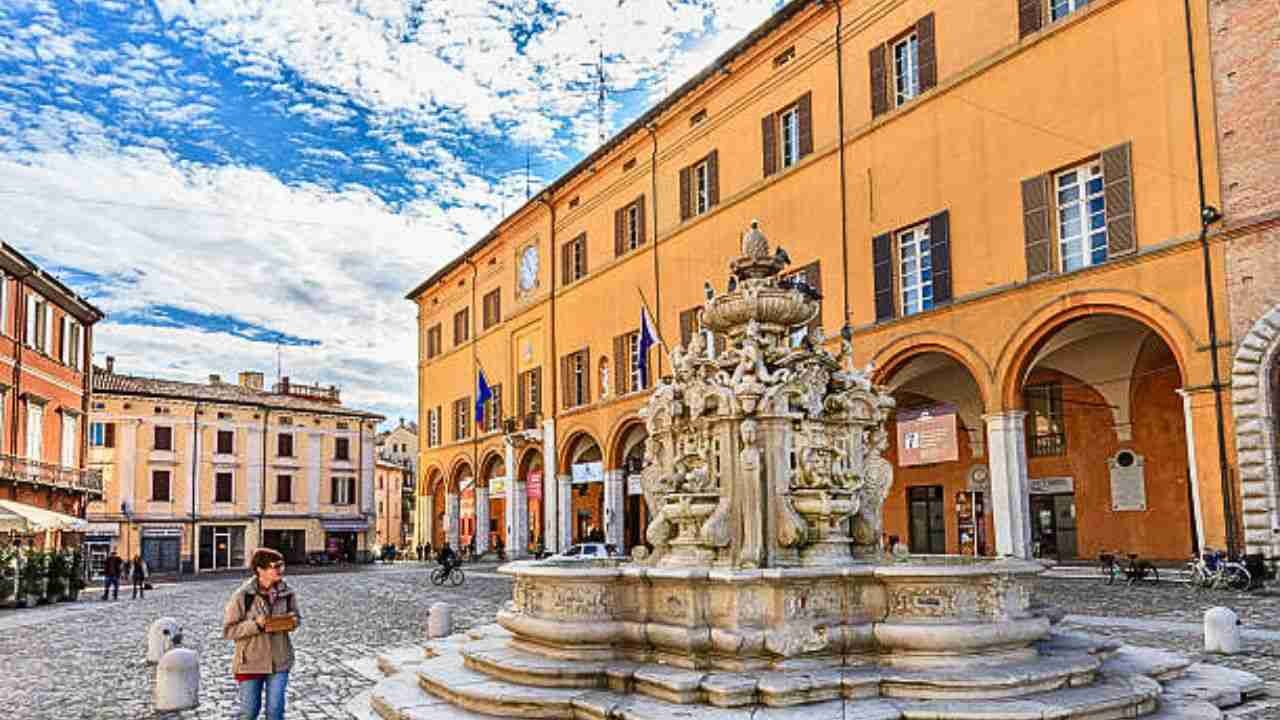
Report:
430,564,465,587
1187,549,1251,591
1098,551,1159,586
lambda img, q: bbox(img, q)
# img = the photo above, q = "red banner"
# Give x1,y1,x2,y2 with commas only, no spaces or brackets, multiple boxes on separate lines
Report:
526,471,543,499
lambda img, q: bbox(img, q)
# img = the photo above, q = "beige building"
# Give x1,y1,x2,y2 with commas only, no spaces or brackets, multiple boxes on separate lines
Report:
85,362,383,574
375,419,418,552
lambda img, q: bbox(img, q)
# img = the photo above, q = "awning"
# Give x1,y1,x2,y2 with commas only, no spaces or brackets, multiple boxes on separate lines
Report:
0,500,89,533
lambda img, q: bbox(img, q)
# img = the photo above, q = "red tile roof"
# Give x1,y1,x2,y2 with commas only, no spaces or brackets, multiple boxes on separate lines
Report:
92,369,384,420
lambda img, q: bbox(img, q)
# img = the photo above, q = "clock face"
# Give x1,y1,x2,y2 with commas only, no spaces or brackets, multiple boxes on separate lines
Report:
518,246,539,291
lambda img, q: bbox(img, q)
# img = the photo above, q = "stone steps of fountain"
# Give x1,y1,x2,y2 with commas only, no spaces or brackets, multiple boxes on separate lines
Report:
357,625,1264,720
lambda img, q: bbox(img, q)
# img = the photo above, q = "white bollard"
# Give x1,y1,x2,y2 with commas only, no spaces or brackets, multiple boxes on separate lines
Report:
428,602,453,639
1204,606,1242,654
153,646,200,712
146,617,183,664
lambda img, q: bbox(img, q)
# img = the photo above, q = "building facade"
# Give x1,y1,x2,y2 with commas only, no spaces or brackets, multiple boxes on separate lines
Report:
0,243,104,543
86,365,382,574
375,420,418,551
410,0,1236,562
373,457,413,551
1215,0,1280,559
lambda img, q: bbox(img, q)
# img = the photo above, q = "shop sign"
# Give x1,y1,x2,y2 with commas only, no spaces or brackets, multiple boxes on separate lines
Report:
897,405,959,467
141,527,183,537
571,461,603,484
322,520,369,532
526,471,543,499
490,476,508,494
627,475,644,496
85,523,120,537
1029,476,1074,495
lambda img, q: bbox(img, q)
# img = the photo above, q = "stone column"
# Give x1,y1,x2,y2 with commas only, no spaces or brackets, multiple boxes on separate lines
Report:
558,475,573,550
542,419,559,553
1177,389,1209,550
307,431,323,514
421,494,434,549
983,411,1032,559
604,469,625,549
475,486,490,555
445,492,460,548
1179,386,1234,550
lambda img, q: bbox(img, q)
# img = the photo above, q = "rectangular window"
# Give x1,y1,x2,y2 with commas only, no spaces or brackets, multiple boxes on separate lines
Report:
154,426,173,451
486,384,503,433
216,429,234,455
427,324,442,359
152,470,171,501
90,422,107,447
773,45,796,69
333,477,354,505
278,432,294,458
518,369,542,423
628,331,645,392
277,474,292,503
689,109,707,126
627,204,640,250
564,233,588,284
454,308,470,345
482,289,501,330
335,437,350,461
1024,383,1066,456
1051,0,1090,21
26,295,50,352
26,402,43,459
61,413,76,468
898,223,934,316
893,33,920,106
694,160,710,216
428,407,441,447
215,472,233,503
779,105,799,169
1055,161,1108,272
567,350,588,408
453,397,471,441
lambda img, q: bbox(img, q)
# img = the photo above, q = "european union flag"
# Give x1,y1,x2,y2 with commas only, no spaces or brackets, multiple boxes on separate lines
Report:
475,367,493,423
638,306,658,388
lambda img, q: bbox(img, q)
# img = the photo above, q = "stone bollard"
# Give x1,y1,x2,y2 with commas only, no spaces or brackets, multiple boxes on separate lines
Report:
146,617,183,664
428,602,453,639
154,644,200,712
1204,606,1242,654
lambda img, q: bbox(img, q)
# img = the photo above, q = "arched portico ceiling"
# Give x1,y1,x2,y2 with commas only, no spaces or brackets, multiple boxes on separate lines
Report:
564,431,603,466
1020,316,1165,442
884,352,986,450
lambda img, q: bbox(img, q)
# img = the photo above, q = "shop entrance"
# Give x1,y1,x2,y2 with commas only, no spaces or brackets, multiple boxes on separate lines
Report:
1030,494,1077,560
199,525,246,571
263,529,307,564
142,535,181,574
907,486,946,554
326,532,358,562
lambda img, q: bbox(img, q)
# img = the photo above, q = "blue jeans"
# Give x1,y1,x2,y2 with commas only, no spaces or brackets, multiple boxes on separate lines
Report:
237,671,289,720
100,576,118,600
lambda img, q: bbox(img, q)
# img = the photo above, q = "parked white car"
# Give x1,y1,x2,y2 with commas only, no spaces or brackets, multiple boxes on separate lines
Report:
550,543,620,561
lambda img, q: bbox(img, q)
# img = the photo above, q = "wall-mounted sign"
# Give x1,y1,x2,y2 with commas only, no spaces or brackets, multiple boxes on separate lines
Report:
526,470,543,500
1029,476,1074,495
141,526,183,537
571,461,604,484
628,475,644,496
490,476,508,495
896,404,959,467
1109,450,1147,511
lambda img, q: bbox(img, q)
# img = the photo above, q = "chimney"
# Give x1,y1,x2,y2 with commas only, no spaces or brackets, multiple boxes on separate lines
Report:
209,374,221,385
280,376,290,393
238,371,264,391
106,356,115,374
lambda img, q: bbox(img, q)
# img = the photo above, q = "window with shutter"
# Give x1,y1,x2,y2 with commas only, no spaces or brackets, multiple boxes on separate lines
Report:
277,475,292,503
916,14,937,94
1101,142,1136,257
348,477,357,507
613,334,628,395
679,166,692,221
152,470,171,501
483,289,501,329
105,422,115,448
1018,0,1044,38
869,44,889,118
928,210,952,305
155,426,173,451
217,430,234,454
331,476,339,504
454,308,470,345
1021,174,1053,278
215,472,233,502
762,112,778,177
872,233,895,321
679,307,699,348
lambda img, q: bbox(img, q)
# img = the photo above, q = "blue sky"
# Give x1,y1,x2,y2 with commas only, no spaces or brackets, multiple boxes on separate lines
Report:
0,0,781,426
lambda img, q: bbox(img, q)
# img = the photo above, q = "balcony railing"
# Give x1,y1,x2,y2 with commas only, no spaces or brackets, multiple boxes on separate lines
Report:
0,454,104,496
1028,432,1066,458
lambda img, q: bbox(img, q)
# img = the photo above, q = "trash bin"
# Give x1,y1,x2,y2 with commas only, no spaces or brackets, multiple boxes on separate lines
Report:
1244,553,1271,588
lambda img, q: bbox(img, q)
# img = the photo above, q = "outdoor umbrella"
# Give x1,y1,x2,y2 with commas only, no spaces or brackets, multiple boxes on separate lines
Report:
0,500,89,533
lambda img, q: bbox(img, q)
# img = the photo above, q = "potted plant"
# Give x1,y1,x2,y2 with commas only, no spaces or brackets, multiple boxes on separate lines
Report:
45,551,68,602
67,550,87,602
0,545,15,608
18,551,47,607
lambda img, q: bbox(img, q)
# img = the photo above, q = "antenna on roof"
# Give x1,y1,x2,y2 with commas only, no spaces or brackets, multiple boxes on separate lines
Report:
276,343,282,387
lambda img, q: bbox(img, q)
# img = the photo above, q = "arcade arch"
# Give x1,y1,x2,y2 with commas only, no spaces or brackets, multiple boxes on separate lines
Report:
480,452,506,552
609,419,650,552
517,446,545,552
562,431,605,544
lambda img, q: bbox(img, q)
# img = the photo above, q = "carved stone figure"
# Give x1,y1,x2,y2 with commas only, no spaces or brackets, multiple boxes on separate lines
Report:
737,419,764,567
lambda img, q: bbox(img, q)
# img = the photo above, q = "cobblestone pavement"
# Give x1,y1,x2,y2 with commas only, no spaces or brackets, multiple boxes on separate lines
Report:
2,569,1278,719
0,563,512,720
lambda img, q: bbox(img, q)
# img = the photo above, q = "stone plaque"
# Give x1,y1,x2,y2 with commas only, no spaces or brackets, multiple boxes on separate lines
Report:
1029,476,1073,495
1108,450,1146,511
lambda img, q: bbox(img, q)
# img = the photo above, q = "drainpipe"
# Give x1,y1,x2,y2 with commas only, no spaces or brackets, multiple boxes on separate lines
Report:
817,0,851,328
190,400,199,576
464,257,479,549
260,407,269,548
1183,0,1235,557
646,124,663,378
80,323,93,513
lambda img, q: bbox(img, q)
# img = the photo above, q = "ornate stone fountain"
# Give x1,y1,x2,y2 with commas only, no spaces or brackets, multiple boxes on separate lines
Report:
357,223,1266,719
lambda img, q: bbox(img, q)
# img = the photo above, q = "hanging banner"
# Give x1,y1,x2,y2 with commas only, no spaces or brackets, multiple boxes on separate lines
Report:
571,461,604,484
461,487,476,517
526,471,543,500
896,404,959,467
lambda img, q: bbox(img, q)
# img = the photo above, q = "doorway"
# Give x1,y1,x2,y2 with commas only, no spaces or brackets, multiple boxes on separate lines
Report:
907,485,946,554
1030,494,1077,560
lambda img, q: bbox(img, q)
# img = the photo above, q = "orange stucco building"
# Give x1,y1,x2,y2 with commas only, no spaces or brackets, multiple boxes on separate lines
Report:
410,0,1243,563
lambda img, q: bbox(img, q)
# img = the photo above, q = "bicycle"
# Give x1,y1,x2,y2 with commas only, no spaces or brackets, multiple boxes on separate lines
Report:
1098,551,1159,586
1188,549,1251,591
430,564,465,587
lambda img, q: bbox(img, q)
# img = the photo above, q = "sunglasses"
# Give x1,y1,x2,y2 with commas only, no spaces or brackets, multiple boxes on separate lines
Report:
268,562,286,571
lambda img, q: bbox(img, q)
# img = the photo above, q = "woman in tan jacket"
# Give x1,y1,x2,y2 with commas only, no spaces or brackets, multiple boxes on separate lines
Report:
224,548,301,720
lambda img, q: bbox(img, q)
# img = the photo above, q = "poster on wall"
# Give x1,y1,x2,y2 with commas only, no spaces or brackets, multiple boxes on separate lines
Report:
526,470,543,499
896,404,959,467
571,461,604,484
490,476,507,495
1109,451,1147,511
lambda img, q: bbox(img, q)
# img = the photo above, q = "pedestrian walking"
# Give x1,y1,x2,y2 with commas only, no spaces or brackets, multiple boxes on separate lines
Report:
130,554,149,599
224,548,301,720
101,550,122,601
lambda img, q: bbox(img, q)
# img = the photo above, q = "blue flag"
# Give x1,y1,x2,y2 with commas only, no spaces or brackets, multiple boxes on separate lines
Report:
638,305,659,387
475,367,493,423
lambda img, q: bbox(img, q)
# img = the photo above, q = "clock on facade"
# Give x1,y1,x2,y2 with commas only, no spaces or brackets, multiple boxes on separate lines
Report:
518,245,539,292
